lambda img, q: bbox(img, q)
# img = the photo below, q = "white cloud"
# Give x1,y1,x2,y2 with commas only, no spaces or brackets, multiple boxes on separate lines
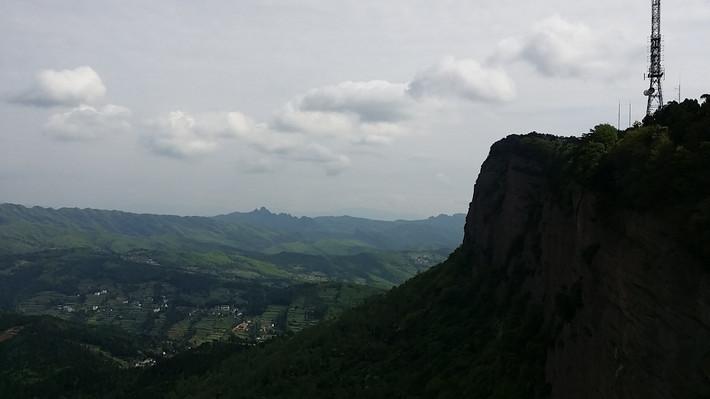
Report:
297,80,411,122
44,104,131,141
491,15,639,79
407,57,516,103
273,105,356,137
141,111,255,158
274,104,408,146
143,110,350,174
226,115,351,174
273,80,412,145
274,108,403,147
144,111,272,159
352,124,403,145
20,56,515,177
26,58,513,172
273,57,516,145
13,66,107,107
144,111,221,158
226,112,302,154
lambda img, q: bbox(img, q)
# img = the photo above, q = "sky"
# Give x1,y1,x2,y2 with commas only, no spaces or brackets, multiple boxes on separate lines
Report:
1,0,708,219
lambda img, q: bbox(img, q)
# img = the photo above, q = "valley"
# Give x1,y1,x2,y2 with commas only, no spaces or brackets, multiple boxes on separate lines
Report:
0,206,462,353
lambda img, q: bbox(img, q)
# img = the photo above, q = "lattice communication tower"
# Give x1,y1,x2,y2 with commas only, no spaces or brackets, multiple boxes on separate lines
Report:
644,0,664,116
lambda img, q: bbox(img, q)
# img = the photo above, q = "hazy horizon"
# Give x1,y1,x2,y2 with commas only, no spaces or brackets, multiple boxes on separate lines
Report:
1,201,466,221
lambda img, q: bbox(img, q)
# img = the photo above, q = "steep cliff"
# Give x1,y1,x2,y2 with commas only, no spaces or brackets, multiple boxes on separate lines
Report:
466,132,710,398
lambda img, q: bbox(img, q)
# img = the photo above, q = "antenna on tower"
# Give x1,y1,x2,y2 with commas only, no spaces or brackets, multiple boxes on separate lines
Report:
644,0,664,116
618,101,621,131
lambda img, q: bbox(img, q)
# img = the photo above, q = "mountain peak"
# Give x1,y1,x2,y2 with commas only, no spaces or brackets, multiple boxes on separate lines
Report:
252,206,272,215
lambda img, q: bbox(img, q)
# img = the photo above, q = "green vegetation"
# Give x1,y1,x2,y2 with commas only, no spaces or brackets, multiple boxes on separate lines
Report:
0,248,382,350
0,205,460,289
516,98,710,262
0,205,464,257
0,313,149,398
118,247,551,399
0,205,459,359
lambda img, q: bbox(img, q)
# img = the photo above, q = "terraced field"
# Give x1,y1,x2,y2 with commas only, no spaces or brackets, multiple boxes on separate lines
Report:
0,206,457,354
0,249,384,351
189,314,235,346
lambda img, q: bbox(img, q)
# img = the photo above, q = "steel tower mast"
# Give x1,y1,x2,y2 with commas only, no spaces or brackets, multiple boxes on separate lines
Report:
644,0,664,116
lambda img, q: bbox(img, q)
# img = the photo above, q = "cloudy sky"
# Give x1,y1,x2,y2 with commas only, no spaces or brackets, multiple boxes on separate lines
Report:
1,0,708,219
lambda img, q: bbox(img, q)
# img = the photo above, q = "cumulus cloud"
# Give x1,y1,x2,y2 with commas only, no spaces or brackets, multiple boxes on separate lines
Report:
26,57,515,172
143,110,275,159
225,113,351,174
44,104,131,141
272,80,412,145
491,15,638,79
144,111,228,158
225,112,303,154
352,123,404,145
12,66,107,107
406,57,516,103
274,105,355,137
296,80,410,123
274,103,405,143
143,110,350,174
145,111,283,158
272,57,516,145
228,113,351,174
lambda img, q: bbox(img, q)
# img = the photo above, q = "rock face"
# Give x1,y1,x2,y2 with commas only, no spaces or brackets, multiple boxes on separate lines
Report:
463,137,710,398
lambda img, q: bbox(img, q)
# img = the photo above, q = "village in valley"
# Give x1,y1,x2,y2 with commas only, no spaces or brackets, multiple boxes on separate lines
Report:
0,240,437,369
14,261,378,365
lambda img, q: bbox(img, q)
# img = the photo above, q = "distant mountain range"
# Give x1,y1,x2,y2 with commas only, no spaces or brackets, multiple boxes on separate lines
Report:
0,203,464,372
0,203,465,256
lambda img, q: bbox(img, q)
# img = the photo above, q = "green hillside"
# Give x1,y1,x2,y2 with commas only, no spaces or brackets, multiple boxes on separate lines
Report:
216,208,466,253
0,248,382,348
0,205,461,347
119,237,547,398
0,313,150,398
0,204,461,288
0,204,464,256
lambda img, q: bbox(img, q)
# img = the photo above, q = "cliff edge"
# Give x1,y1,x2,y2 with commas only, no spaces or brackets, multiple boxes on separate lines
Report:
466,130,710,398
